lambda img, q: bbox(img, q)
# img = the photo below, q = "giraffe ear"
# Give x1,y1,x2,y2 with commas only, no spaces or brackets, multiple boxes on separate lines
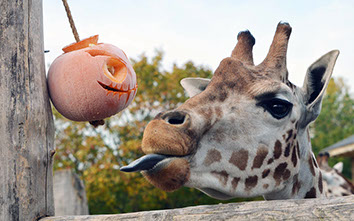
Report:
301,50,339,125
180,77,211,98
333,162,343,173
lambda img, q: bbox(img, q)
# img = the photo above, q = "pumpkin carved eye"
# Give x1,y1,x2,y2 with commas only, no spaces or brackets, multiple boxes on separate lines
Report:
103,58,128,83
259,98,293,119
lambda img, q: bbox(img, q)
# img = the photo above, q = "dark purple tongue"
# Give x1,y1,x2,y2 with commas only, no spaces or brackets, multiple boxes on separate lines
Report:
120,154,168,172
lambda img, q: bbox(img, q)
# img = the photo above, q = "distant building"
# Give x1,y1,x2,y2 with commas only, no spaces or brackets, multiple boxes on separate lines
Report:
320,135,354,181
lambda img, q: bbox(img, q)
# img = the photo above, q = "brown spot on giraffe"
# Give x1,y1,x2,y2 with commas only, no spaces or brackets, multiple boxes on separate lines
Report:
273,140,282,159
292,174,301,195
210,128,225,143
218,91,228,102
308,156,315,176
203,149,222,166
229,149,249,171
340,183,351,191
231,177,240,190
283,169,291,180
208,94,217,102
245,175,258,190
336,172,354,194
291,143,298,167
286,129,293,142
211,170,229,186
273,162,288,185
305,187,316,198
215,107,223,119
284,142,291,157
318,172,323,193
200,107,213,121
262,169,270,178
225,81,237,89
267,158,274,165
252,145,269,169
312,156,318,168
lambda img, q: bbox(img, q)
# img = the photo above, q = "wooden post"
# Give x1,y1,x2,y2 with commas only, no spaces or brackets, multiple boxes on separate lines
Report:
0,0,55,220
351,157,354,184
54,170,89,216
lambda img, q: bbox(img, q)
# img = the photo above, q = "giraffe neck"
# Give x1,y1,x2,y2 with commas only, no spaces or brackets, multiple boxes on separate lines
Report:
264,129,324,199
264,152,324,200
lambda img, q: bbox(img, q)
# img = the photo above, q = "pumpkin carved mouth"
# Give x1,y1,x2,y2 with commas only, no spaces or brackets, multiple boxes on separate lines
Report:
97,81,136,93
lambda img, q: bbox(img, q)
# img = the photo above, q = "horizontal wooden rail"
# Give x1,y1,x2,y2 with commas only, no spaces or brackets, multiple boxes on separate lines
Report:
41,195,354,220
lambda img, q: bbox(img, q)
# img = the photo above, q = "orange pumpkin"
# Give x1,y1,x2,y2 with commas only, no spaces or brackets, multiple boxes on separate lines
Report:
47,35,137,122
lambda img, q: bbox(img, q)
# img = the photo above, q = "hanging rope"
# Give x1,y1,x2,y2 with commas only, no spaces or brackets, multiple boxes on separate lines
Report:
62,0,80,42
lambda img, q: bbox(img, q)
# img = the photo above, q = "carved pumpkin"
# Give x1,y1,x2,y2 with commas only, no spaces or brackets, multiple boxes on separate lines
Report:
47,35,137,122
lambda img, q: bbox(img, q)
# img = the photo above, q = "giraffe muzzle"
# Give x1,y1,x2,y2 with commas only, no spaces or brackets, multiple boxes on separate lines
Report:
120,154,169,172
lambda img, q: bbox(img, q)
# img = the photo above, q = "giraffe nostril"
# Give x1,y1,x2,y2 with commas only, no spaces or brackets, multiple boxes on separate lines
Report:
168,117,185,125
162,111,188,125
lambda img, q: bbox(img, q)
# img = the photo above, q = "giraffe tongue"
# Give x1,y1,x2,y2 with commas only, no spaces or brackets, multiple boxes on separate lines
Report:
120,154,168,172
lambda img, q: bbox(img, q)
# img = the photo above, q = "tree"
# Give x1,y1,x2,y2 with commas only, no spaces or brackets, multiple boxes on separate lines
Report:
311,77,354,178
52,51,261,214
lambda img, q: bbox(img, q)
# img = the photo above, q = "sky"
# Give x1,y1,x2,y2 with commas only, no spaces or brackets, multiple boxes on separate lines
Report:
43,0,354,90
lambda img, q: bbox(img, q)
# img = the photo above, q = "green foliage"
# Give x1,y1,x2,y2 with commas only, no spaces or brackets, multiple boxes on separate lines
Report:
53,51,261,215
311,78,354,178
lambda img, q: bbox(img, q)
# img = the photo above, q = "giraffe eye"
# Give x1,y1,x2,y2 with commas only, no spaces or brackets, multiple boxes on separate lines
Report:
259,98,293,119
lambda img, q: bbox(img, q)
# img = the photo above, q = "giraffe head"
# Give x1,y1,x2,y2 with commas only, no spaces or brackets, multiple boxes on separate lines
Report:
317,152,354,197
121,23,339,199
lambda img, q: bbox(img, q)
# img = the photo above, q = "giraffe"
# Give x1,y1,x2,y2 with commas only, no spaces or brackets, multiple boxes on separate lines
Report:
121,22,340,200
317,152,354,197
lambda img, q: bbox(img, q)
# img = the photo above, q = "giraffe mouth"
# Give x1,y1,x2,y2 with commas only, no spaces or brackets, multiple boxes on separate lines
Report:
120,154,171,172
120,154,191,192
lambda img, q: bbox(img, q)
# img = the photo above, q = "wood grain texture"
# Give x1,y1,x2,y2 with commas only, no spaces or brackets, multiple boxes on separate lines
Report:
54,170,89,216
0,0,55,220
41,195,354,221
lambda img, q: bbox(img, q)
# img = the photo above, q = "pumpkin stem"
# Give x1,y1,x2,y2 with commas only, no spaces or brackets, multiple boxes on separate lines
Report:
89,120,105,127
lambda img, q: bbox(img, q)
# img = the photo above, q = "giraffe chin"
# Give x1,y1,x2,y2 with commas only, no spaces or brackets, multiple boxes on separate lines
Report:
141,158,190,192
198,188,234,200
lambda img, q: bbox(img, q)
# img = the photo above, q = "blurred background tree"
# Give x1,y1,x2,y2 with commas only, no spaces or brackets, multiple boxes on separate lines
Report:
310,78,354,179
52,51,260,214
52,52,353,214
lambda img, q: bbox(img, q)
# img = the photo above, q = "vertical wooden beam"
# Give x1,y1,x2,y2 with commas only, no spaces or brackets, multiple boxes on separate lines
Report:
54,170,89,216
0,0,55,220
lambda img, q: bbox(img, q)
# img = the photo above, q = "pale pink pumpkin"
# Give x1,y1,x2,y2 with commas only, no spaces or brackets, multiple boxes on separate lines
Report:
47,35,137,122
